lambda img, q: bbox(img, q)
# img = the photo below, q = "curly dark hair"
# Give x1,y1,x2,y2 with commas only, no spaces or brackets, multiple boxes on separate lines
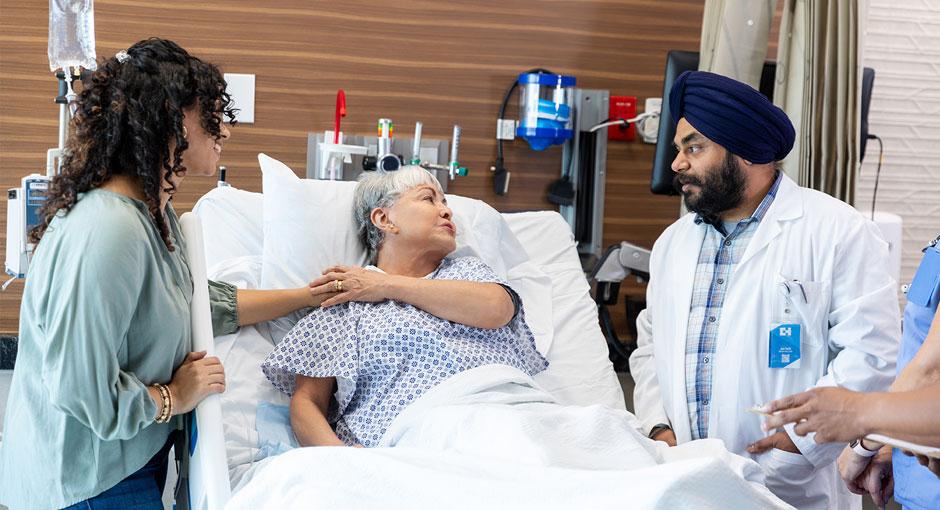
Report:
30,37,237,251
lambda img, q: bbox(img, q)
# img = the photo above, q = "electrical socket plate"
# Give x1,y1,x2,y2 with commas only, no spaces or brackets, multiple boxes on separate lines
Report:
496,119,516,141
223,73,255,123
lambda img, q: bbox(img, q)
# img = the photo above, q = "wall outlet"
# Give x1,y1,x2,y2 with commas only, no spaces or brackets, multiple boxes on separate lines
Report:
496,118,516,141
608,95,637,141
223,73,255,123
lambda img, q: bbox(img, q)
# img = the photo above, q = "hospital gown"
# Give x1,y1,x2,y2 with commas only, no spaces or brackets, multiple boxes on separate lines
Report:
262,256,548,447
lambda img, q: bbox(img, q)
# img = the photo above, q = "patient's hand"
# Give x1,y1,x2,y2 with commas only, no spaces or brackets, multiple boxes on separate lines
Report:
312,265,395,307
840,446,893,507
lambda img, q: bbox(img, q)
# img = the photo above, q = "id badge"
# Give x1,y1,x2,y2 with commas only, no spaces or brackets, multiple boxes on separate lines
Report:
770,280,802,369
769,323,802,368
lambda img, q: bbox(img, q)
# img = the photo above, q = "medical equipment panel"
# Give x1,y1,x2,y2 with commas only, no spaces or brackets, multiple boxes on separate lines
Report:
307,130,457,190
306,91,467,188
559,89,609,260
5,174,51,281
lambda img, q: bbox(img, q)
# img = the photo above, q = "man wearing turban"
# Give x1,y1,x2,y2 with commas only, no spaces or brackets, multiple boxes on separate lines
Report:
629,71,900,509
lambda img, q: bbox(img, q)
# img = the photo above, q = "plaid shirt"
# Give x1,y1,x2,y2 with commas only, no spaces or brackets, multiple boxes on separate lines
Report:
685,172,782,439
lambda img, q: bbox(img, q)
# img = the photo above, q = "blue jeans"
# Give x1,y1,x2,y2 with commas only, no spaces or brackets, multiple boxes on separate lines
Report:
63,432,176,510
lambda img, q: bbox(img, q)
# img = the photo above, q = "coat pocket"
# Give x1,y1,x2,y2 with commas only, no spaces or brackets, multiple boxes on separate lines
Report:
774,276,831,348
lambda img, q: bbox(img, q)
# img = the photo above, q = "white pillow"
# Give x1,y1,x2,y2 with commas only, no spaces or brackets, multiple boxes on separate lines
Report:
444,194,528,280
259,154,365,287
257,153,553,353
193,186,265,267
505,213,625,410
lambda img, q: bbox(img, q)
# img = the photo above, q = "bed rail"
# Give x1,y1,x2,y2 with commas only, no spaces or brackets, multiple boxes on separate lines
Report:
179,212,232,510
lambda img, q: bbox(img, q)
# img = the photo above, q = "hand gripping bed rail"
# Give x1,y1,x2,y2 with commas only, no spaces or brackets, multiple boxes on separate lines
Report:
180,212,232,510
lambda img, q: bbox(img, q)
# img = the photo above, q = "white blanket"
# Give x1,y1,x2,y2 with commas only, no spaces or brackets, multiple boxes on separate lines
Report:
228,365,791,509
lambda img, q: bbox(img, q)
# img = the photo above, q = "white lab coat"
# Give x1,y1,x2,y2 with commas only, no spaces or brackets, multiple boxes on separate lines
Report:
630,175,899,509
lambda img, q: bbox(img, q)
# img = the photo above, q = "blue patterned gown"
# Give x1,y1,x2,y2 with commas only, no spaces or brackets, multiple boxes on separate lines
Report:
261,256,549,447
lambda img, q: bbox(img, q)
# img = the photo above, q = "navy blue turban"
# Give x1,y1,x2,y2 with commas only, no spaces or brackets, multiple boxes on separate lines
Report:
669,70,795,164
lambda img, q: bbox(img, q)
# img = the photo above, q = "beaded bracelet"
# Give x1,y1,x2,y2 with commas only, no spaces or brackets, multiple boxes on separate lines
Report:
153,383,173,423
153,384,168,423
159,384,172,422
161,384,173,422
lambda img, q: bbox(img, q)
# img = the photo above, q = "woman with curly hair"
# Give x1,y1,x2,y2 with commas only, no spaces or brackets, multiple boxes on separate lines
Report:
0,38,333,509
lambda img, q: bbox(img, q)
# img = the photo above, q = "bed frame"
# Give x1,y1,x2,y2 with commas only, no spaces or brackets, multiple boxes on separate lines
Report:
178,213,232,510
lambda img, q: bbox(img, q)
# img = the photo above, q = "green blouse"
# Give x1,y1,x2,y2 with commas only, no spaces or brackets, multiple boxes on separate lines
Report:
0,189,238,509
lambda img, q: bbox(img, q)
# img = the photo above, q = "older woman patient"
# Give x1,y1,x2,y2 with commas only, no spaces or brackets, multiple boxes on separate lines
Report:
262,166,548,447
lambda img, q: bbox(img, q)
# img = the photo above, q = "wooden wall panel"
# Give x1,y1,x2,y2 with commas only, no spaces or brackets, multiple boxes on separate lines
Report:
0,0,709,333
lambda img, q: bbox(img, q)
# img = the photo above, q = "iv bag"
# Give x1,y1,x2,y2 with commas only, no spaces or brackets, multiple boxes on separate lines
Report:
48,0,97,72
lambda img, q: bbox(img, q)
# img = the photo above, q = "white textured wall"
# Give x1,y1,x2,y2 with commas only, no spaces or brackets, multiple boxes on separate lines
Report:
857,0,940,289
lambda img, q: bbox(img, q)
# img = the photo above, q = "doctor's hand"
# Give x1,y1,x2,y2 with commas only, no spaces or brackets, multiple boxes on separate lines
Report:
839,445,893,509
760,387,868,443
905,451,940,478
747,430,801,455
923,456,940,478
651,428,677,447
311,265,395,308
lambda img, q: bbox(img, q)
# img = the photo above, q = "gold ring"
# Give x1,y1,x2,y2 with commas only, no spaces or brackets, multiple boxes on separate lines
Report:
335,280,343,292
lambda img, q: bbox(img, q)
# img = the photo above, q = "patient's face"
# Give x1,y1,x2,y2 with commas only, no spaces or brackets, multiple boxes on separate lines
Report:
386,184,456,257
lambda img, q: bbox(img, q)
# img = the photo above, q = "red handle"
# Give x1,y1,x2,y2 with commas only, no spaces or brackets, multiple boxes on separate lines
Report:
334,89,346,144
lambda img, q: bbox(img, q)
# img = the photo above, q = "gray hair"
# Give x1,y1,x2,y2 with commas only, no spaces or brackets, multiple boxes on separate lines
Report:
354,165,444,264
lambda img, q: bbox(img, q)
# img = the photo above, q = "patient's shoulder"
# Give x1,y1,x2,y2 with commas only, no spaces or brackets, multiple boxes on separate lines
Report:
295,301,357,330
436,256,502,283
441,255,485,269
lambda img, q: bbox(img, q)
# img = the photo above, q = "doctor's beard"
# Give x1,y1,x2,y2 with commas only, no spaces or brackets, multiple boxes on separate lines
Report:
673,150,746,223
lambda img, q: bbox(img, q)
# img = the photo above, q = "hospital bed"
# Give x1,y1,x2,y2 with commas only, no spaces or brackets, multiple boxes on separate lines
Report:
178,154,791,509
